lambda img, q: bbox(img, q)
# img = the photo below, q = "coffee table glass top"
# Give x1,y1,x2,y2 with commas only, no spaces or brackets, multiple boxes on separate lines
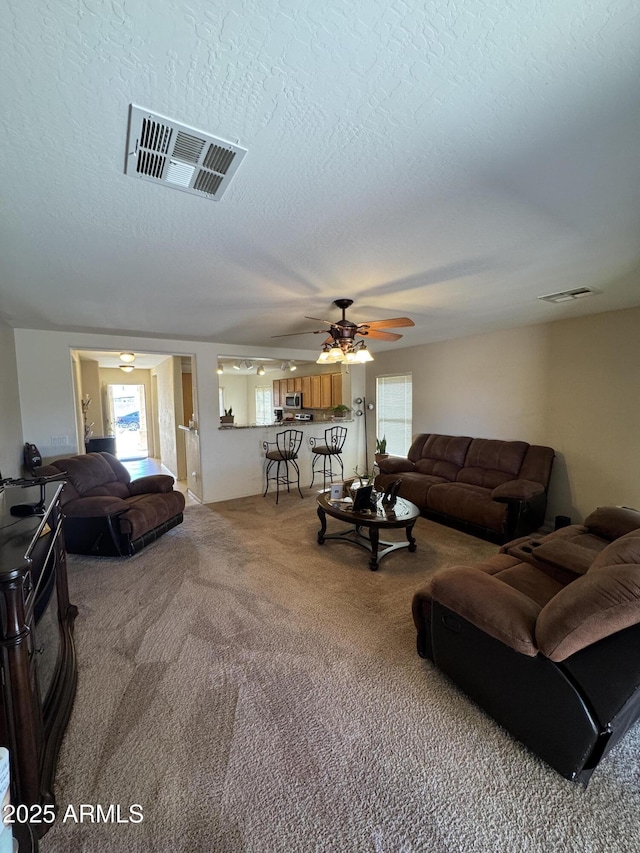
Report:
317,492,419,525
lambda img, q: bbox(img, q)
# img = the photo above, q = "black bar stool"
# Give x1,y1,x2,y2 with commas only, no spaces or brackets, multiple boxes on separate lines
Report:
308,426,347,491
262,429,304,504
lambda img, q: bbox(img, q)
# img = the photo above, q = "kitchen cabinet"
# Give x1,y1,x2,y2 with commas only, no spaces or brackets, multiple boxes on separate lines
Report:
301,375,311,405
310,375,321,408
331,373,342,406
320,374,332,408
274,371,343,410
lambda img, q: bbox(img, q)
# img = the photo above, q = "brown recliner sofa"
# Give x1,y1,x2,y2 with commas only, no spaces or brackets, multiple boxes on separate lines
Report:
37,452,185,556
412,505,640,784
375,434,554,542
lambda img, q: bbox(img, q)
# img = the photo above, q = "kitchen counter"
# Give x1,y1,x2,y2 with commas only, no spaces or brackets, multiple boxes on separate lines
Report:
219,419,354,430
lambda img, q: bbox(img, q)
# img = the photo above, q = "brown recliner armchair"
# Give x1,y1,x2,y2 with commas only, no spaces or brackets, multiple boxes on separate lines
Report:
37,452,185,556
412,506,640,784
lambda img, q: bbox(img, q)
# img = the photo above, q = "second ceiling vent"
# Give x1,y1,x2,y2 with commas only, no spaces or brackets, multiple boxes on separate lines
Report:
125,105,247,201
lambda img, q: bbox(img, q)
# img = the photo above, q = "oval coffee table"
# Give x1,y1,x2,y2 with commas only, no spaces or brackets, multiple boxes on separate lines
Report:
316,492,419,571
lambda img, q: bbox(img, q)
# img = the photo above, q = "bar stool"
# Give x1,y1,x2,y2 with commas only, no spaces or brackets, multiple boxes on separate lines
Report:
308,425,347,491
262,429,304,504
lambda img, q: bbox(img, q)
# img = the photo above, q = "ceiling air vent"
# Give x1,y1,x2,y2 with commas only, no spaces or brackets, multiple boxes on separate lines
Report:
538,287,599,304
125,105,247,201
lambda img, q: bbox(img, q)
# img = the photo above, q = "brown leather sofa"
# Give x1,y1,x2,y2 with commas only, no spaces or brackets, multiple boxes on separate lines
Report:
375,434,554,542
37,452,185,556
412,506,640,784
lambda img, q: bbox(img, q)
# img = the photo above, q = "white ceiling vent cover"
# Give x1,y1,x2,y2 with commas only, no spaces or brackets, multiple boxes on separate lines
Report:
538,287,599,304
125,105,247,201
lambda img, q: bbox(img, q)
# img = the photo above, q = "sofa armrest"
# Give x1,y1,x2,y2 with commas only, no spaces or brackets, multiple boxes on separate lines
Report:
378,455,416,475
536,566,640,661
491,479,545,503
128,474,175,495
63,495,129,517
430,567,540,656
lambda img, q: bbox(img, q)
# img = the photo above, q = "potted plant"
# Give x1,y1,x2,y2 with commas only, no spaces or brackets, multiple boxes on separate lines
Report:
331,404,351,421
375,435,388,463
220,407,234,425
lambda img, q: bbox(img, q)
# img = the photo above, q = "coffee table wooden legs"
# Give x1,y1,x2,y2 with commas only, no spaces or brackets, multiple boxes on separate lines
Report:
317,505,327,543
316,506,417,571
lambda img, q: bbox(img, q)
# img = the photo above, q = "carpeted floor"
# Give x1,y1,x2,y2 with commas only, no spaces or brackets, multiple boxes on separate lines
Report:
41,490,640,852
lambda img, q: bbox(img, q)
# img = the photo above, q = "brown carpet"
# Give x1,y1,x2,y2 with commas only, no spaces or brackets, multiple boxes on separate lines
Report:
42,490,640,852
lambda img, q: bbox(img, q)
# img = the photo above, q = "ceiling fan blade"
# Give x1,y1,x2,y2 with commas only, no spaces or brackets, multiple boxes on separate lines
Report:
358,317,415,329
304,315,335,325
271,329,328,338
359,329,403,341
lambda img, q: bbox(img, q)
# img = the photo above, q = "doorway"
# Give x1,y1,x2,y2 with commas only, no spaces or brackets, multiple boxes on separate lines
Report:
108,384,148,460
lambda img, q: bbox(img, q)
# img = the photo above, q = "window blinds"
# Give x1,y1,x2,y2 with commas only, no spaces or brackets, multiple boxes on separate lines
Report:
376,374,412,456
255,386,273,425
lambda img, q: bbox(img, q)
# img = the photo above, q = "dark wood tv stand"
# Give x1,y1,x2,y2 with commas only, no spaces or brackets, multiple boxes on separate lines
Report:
0,480,78,842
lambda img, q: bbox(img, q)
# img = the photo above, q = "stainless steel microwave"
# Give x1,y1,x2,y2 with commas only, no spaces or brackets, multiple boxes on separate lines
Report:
284,392,302,409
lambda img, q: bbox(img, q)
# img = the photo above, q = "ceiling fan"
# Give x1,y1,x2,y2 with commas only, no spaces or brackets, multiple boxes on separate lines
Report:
272,298,414,363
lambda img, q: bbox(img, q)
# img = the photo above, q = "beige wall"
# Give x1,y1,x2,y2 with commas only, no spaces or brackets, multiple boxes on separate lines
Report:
79,359,103,442
154,356,185,480
14,309,636,513
0,323,23,478
367,306,640,524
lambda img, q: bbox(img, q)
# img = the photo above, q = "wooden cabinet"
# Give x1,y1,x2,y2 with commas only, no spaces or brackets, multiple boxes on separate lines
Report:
301,375,311,406
275,371,343,410
331,373,342,407
0,481,77,841
320,374,332,408
310,375,322,408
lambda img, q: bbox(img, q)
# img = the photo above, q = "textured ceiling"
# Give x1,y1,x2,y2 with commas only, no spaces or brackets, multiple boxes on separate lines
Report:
1,0,639,354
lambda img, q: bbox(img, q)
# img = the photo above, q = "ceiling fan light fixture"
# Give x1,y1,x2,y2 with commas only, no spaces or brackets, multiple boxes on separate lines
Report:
316,349,331,364
120,352,136,363
119,365,134,373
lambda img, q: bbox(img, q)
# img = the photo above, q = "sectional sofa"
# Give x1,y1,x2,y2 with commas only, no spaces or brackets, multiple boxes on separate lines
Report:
375,433,554,542
412,505,640,783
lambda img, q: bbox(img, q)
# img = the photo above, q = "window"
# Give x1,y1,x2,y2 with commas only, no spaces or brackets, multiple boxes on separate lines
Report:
376,374,412,456
255,386,273,425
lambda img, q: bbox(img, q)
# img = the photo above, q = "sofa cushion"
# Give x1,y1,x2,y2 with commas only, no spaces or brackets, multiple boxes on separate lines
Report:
456,439,529,489
414,434,472,481
118,492,185,541
378,471,447,509
536,564,640,661
407,434,432,463
99,452,132,485
589,529,640,572
583,506,640,541
47,453,120,496
427,482,507,533
82,482,131,499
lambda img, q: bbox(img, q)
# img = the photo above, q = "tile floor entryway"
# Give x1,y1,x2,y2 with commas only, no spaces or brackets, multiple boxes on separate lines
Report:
122,457,198,506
